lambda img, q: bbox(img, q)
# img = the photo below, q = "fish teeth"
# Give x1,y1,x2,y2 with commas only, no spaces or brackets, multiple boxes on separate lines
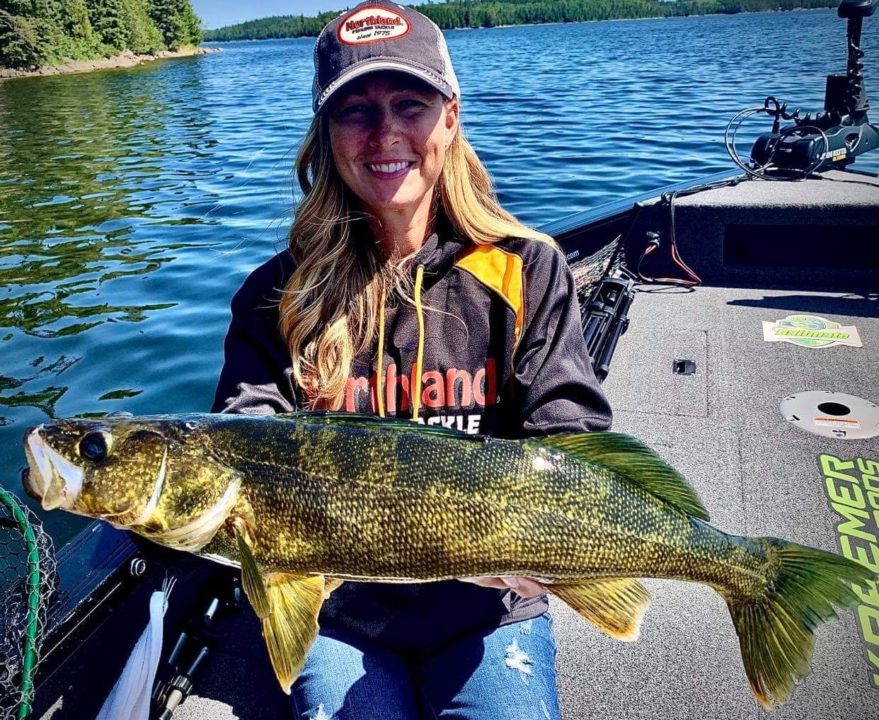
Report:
368,161,410,174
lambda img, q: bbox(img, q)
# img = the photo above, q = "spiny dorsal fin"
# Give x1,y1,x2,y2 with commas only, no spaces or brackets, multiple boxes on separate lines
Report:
551,578,651,641
530,432,709,521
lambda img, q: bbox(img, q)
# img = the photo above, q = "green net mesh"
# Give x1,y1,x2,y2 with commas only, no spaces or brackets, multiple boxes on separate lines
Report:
0,487,57,720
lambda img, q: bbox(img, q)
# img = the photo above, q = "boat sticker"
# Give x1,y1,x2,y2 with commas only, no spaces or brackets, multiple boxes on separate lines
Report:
763,315,862,348
822,147,848,163
338,6,410,45
819,453,879,689
814,416,861,430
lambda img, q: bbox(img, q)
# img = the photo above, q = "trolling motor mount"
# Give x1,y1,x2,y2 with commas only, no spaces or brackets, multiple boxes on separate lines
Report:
750,0,879,173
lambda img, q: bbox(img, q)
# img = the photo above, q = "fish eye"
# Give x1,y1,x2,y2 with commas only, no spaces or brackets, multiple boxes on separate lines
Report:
79,431,111,462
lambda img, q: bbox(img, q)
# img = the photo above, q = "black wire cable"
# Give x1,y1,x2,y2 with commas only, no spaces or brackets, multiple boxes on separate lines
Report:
724,104,829,181
631,175,743,288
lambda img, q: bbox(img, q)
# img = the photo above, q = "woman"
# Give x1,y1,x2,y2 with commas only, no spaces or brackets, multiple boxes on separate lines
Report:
212,2,612,718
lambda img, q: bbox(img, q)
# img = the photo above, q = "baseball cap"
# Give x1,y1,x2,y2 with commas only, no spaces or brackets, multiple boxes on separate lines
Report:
312,1,460,113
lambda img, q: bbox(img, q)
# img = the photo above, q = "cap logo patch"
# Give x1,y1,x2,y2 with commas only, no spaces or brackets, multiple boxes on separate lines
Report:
338,6,411,45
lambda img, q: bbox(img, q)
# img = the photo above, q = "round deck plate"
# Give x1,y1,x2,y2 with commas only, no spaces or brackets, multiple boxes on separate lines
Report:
780,391,879,440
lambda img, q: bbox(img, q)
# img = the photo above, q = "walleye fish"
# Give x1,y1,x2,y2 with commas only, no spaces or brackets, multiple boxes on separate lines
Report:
22,412,874,708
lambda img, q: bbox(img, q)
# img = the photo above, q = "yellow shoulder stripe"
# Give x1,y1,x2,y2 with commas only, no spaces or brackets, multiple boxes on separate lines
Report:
455,245,525,339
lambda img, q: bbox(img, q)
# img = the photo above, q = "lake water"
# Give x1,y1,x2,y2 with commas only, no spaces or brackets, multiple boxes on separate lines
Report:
1,9,877,544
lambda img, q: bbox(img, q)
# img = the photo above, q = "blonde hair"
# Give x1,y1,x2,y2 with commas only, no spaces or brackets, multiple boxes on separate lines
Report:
279,101,553,410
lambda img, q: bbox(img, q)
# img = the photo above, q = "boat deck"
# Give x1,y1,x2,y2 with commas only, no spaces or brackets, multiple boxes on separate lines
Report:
558,281,878,719
553,170,879,719
32,171,879,719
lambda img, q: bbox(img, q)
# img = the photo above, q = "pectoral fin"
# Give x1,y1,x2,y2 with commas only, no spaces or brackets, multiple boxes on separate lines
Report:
551,578,650,642
233,520,325,693
235,525,270,617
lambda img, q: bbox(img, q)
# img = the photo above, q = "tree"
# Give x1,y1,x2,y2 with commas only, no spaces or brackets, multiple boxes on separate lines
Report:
0,6,41,67
119,0,164,53
148,0,199,49
178,0,202,45
60,0,94,43
88,0,127,52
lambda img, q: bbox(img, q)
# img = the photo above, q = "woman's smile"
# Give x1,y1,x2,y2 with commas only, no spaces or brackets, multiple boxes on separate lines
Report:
365,159,416,179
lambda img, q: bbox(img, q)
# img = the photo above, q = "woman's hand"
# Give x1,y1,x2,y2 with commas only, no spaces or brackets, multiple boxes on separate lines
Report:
460,576,546,598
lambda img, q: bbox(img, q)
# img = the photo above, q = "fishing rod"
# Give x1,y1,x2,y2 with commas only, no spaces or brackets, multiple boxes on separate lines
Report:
150,569,242,719
739,0,878,176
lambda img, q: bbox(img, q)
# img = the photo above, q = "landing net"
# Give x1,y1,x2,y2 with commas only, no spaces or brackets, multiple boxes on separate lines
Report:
0,487,56,720
569,234,624,309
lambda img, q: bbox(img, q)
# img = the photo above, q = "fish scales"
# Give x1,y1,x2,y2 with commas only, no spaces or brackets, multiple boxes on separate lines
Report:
200,416,763,595
22,411,875,708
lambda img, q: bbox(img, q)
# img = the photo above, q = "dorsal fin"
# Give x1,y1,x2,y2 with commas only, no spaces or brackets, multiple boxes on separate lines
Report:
529,432,709,521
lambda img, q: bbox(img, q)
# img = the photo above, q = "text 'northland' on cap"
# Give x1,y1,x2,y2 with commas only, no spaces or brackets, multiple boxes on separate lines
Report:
312,1,460,113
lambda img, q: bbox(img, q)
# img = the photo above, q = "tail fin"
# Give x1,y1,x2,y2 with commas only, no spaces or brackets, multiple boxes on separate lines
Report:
727,539,875,710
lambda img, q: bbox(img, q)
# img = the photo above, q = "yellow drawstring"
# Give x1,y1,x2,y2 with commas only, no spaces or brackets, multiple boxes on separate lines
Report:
412,264,425,421
376,300,386,418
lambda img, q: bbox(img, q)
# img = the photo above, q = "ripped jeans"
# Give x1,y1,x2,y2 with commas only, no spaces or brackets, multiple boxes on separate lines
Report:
290,612,562,720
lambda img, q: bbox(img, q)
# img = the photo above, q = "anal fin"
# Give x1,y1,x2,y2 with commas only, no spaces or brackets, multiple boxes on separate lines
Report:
551,578,650,642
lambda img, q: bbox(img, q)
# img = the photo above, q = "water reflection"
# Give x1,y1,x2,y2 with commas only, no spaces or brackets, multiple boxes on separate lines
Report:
0,353,77,416
0,61,218,425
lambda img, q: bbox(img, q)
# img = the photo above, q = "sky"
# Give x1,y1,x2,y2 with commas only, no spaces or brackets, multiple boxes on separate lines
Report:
191,1,353,29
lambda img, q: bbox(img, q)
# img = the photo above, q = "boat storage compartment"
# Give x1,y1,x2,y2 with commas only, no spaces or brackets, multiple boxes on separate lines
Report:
723,223,879,270
627,170,879,289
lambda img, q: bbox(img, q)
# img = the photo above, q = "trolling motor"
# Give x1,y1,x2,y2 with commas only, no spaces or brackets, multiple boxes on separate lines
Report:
749,0,878,173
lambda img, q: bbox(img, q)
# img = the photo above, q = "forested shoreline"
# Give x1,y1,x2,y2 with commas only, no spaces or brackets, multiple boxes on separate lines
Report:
203,0,837,42
0,0,202,70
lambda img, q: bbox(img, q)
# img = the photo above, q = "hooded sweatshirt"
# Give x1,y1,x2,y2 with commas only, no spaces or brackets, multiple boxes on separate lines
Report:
212,231,612,652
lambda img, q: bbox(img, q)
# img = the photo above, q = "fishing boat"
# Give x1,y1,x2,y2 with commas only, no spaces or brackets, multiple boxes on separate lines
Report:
8,0,879,718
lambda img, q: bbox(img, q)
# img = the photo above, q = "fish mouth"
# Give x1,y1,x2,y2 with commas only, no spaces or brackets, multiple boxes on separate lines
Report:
23,427,83,511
